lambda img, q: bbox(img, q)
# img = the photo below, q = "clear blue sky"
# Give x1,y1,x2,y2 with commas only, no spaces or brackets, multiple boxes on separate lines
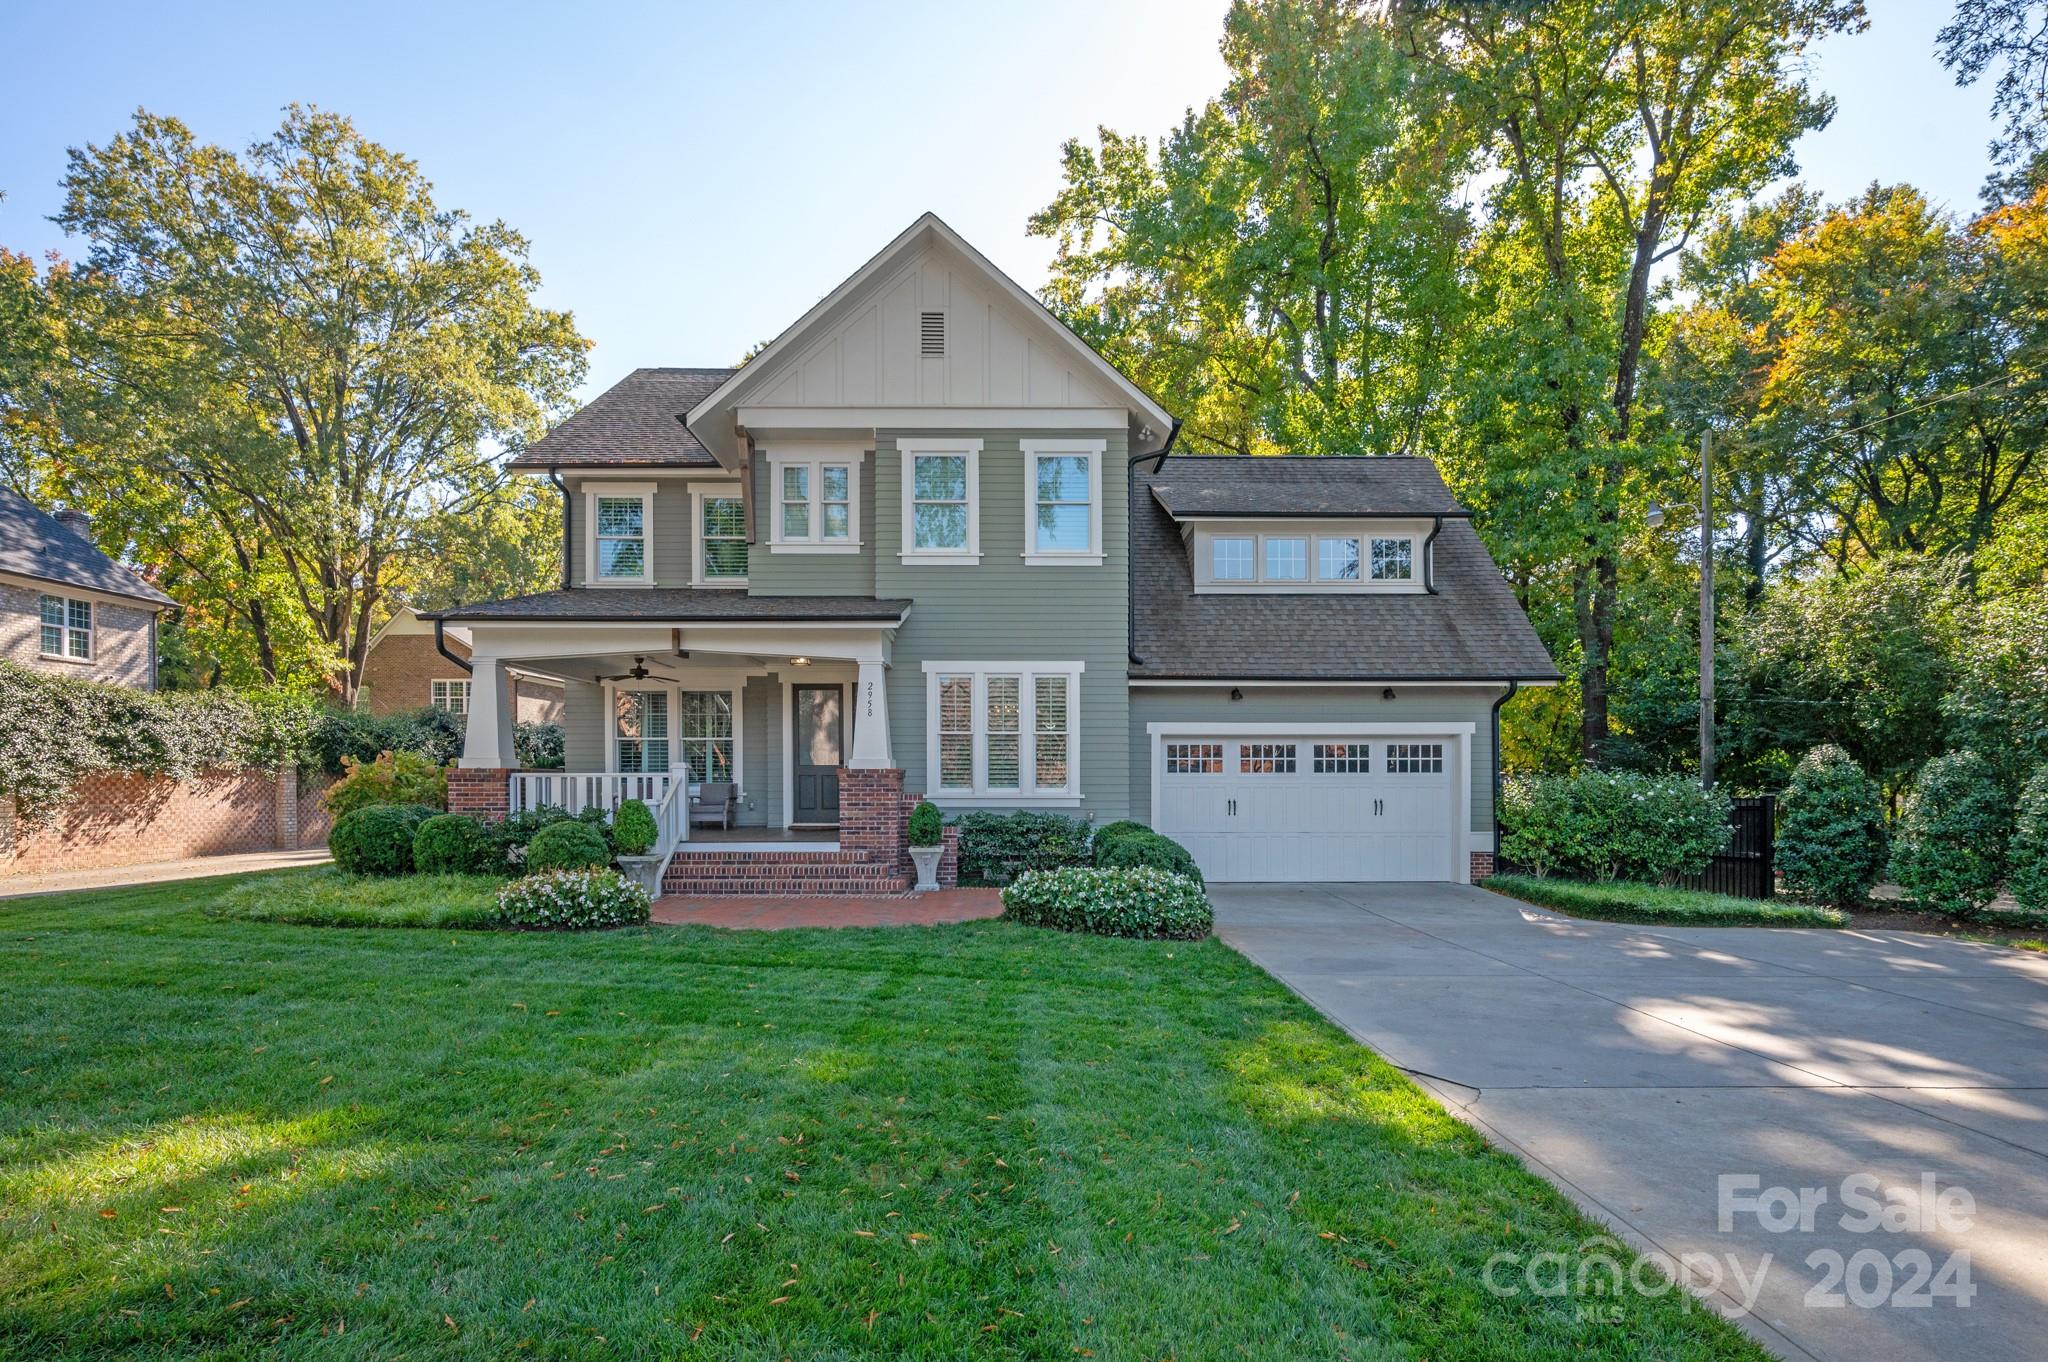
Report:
0,0,2003,404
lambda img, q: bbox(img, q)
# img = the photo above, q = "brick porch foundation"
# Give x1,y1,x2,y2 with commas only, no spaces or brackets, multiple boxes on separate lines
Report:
661,766,954,897
449,767,512,819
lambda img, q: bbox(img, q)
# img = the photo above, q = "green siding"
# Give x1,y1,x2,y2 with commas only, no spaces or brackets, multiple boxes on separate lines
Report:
1126,685,1507,836
560,679,606,770
871,429,1132,824
742,454,878,596
564,475,743,589
740,674,780,827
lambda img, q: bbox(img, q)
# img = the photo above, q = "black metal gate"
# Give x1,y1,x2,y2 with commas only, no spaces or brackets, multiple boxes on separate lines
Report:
1679,795,1775,899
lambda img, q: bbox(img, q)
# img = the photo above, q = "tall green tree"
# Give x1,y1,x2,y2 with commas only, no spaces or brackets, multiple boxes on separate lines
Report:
1420,0,1865,766
1030,0,1472,457
1940,0,2048,195
31,106,587,698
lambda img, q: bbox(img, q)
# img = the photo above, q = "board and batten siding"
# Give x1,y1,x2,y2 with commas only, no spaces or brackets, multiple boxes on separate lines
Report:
1126,685,1508,838
873,428,1132,823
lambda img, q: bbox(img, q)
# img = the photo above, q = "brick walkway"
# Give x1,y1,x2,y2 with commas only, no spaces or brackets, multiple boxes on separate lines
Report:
650,888,1004,930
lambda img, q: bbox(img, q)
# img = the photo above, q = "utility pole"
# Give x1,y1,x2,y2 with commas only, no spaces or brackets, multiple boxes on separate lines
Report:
1699,431,1715,790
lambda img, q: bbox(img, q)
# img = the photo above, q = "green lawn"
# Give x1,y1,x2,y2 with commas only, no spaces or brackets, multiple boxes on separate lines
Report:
208,867,503,929
2,874,1764,1361
1484,874,1847,928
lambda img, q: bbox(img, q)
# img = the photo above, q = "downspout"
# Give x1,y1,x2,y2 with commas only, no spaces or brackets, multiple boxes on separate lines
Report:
1423,514,1444,594
548,467,572,590
1490,675,1523,864
1128,418,1182,667
434,617,473,675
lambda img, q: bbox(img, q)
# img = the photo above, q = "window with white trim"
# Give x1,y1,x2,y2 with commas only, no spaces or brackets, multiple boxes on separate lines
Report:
430,678,470,714
588,486,654,583
679,690,735,783
1212,536,1254,581
924,662,1081,799
1264,536,1307,581
1386,742,1444,774
769,450,860,551
1371,537,1415,581
700,495,748,581
39,594,91,660
1022,439,1104,564
1240,742,1297,774
1318,537,1361,581
615,691,669,772
900,439,981,562
1313,742,1368,773
1165,742,1223,774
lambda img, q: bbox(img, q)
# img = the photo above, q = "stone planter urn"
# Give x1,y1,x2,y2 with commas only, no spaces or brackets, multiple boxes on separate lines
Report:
909,845,943,893
616,854,666,898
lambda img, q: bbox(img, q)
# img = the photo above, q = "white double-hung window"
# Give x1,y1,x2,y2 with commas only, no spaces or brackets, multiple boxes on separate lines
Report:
694,489,748,584
899,438,981,564
586,483,654,585
39,594,92,660
923,661,1082,804
1021,438,1104,565
767,447,861,553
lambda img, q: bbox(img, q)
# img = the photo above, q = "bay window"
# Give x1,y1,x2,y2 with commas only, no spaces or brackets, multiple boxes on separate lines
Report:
923,661,1083,802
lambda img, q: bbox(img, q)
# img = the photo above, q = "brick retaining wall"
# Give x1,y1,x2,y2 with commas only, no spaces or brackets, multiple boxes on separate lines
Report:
0,767,335,877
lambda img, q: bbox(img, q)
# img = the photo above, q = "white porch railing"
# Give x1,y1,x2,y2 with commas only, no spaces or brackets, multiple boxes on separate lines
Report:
509,768,690,848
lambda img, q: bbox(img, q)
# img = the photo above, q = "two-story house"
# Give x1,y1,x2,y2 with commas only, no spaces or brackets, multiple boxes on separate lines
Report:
0,488,171,691
434,214,1556,892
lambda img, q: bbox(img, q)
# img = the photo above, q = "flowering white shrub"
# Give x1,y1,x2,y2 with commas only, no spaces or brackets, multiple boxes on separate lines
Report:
491,867,651,930
1001,865,1212,940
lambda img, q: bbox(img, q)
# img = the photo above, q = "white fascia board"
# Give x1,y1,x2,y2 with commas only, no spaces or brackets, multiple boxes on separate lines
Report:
739,406,1131,433
1146,721,1476,737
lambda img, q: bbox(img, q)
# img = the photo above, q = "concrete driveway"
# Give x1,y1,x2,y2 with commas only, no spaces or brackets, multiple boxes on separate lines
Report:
1214,882,2048,1362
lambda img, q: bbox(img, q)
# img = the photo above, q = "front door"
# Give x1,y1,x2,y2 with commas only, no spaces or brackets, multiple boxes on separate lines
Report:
792,685,842,825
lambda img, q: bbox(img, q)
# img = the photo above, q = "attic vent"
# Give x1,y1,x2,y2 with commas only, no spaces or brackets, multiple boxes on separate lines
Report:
920,311,946,356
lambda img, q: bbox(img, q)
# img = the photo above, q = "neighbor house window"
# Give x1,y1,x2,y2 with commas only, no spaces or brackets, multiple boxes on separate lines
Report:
1211,536,1255,581
679,690,735,783
588,485,654,583
700,494,748,581
614,690,669,772
1022,439,1104,564
768,450,861,550
899,439,981,561
430,679,470,714
1371,537,1414,581
38,594,91,660
924,662,1082,800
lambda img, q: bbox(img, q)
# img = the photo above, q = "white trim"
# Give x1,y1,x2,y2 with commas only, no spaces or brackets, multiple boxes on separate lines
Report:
898,438,983,565
1145,721,1475,883
584,483,656,587
430,677,471,714
763,442,864,554
689,487,750,587
36,592,94,663
599,674,749,803
1189,519,1431,595
739,406,1132,433
920,660,1083,801
1020,438,1106,566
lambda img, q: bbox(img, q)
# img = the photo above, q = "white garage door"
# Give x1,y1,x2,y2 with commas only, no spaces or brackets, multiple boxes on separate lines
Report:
1155,735,1459,882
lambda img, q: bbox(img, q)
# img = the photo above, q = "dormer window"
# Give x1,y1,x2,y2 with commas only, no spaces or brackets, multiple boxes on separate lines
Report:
1192,521,1427,594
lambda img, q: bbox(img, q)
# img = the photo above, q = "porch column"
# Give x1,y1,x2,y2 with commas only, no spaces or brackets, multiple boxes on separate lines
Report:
459,657,517,768
848,659,892,769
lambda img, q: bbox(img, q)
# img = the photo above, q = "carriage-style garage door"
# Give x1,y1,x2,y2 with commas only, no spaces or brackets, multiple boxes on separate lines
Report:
1153,730,1464,883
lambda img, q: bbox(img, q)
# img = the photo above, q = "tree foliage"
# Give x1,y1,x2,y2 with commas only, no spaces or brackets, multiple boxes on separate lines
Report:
1776,745,1887,908
1888,749,2011,914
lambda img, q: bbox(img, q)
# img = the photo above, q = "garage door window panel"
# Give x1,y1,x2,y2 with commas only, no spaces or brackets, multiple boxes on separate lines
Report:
1313,743,1369,773
1166,742,1222,774
1387,742,1444,773
1240,742,1297,774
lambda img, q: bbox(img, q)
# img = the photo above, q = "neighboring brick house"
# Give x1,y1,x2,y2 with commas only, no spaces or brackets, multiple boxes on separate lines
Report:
358,606,564,723
0,487,172,690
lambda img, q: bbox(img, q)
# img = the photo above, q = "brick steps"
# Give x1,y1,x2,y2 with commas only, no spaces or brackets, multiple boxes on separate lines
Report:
661,849,910,897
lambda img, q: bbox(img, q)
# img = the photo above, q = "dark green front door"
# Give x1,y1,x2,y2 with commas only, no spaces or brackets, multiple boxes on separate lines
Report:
792,685,842,825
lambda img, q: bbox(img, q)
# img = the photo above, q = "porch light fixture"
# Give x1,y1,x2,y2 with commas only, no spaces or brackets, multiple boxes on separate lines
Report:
1229,687,1243,701
789,656,812,667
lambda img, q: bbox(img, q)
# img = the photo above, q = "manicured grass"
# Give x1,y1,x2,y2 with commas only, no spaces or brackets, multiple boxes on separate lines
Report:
1484,874,1847,927
1,874,1766,1361
207,867,503,929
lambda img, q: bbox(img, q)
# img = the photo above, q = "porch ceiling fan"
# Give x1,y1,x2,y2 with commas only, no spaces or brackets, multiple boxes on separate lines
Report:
596,656,662,683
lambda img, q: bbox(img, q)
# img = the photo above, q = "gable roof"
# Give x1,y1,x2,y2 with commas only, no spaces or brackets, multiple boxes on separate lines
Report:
0,488,173,608
684,212,1175,465
507,368,733,470
1148,456,1470,520
1130,458,1558,682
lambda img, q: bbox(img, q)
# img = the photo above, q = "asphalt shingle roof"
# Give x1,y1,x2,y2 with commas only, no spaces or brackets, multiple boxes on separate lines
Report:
508,368,735,470
430,589,912,624
1131,457,1559,682
0,487,173,607
1148,456,1469,519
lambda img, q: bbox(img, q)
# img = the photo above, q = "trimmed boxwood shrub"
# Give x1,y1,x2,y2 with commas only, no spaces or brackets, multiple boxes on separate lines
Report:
956,811,1092,886
1777,745,1888,909
907,800,943,847
1090,820,1150,856
1093,828,1204,886
612,798,659,856
525,819,611,873
1499,771,1731,882
1002,866,1212,940
2011,768,2048,914
329,803,436,876
412,813,496,875
492,868,651,930
491,806,576,869
1889,750,2010,915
